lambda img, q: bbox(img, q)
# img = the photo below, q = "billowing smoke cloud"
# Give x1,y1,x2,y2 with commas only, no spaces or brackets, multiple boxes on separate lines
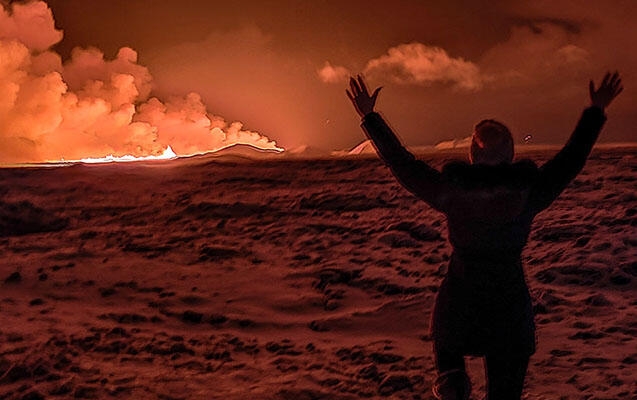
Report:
316,13,633,147
0,1,280,163
364,43,483,90
320,27,590,93
480,23,592,88
320,43,482,90
0,1,62,51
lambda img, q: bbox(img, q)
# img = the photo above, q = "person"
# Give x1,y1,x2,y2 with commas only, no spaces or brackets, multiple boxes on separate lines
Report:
346,72,623,399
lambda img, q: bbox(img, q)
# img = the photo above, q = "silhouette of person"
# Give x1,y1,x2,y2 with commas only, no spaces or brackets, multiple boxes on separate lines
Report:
347,72,623,399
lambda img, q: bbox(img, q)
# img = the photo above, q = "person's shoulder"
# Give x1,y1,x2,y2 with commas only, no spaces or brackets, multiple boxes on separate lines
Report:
441,160,470,175
511,159,539,175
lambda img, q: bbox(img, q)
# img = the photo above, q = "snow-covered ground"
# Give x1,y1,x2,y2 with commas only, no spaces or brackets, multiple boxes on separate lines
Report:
1,147,636,399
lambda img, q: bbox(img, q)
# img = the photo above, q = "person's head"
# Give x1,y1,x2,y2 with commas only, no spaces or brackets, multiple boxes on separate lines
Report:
469,119,514,165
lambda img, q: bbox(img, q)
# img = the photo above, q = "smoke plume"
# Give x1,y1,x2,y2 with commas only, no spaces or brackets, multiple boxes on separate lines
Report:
0,1,280,163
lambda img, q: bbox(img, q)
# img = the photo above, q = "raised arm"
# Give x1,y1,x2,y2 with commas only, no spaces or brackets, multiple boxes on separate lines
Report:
529,72,623,213
347,75,446,211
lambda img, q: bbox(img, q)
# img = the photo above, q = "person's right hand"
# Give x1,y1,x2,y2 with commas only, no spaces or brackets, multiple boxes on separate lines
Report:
589,71,623,110
346,75,382,118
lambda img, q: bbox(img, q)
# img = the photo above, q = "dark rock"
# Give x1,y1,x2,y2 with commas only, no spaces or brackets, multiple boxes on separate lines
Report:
29,298,44,306
99,287,117,297
20,391,45,400
208,314,228,325
314,268,362,290
621,261,637,276
237,319,255,328
610,274,631,285
574,236,590,247
568,330,606,340
73,385,98,399
370,352,404,364
550,349,574,357
378,374,412,396
358,364,382,381
389,221,441,241
5,364,30,382
98,313,148,324
182,310,203,323
308,320,329,332
4,271,22,284
204,350,231,360
319,378,340,387
621,356,637,364
199,246,241,262
0,200,68,237
378,232,419,248
584,294,612,307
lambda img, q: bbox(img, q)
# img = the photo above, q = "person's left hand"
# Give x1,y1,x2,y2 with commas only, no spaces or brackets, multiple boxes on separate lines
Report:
346,75,382,118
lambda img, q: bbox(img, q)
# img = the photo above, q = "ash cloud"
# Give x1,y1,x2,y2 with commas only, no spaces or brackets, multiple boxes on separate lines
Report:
0,1,280,163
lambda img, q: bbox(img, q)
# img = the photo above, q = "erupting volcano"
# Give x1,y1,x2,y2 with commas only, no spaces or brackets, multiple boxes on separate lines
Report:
1,1,636,399
0,1,282,164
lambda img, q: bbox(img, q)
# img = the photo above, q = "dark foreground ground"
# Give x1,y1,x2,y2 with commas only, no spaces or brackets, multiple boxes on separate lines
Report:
1,148,636,399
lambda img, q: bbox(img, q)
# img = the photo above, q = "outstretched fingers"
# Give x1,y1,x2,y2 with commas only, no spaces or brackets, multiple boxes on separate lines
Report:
608,71,620,85
601,71,611,88
591,71,623,109
357,75,369,95
346,89,355,103
349,77,362,96
346,75,381,117
610,72,623,94
604,71,623,100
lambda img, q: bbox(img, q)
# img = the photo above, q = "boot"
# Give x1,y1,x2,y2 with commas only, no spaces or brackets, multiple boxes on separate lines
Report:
432,369,471,400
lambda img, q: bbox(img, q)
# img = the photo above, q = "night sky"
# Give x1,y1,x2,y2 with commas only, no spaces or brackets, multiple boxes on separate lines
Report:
2,0,636,159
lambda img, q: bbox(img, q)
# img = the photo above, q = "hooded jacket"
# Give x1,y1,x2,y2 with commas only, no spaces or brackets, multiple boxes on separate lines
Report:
361,107,606,355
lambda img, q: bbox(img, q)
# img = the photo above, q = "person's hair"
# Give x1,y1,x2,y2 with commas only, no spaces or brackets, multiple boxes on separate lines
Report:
469,119,514,165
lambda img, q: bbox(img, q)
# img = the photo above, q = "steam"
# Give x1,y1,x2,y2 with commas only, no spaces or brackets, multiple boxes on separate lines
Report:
0,1,281,164
317,62,350,84
364,43,483,90
319,43,482,90
322,26,591,93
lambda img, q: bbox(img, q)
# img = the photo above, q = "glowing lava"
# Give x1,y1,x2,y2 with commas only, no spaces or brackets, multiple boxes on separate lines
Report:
76,146,177,164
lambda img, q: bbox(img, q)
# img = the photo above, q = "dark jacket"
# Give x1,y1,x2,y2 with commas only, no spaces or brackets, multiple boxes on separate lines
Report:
361,107,606,355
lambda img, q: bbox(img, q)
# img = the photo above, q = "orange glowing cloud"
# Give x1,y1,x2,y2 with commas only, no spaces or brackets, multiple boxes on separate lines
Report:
0,1,281,164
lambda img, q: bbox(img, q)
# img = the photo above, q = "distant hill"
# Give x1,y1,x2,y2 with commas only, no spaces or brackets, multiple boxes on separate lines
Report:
434,136,472,150
212,143,283,158
169,143,283,165
283,145,331,159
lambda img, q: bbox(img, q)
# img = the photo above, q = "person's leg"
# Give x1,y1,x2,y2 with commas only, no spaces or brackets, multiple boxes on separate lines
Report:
435,349,465,372
433,348,471,400
484,353,529,400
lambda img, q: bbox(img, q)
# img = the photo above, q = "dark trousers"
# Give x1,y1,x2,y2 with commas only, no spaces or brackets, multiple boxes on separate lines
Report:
436,348,529,399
